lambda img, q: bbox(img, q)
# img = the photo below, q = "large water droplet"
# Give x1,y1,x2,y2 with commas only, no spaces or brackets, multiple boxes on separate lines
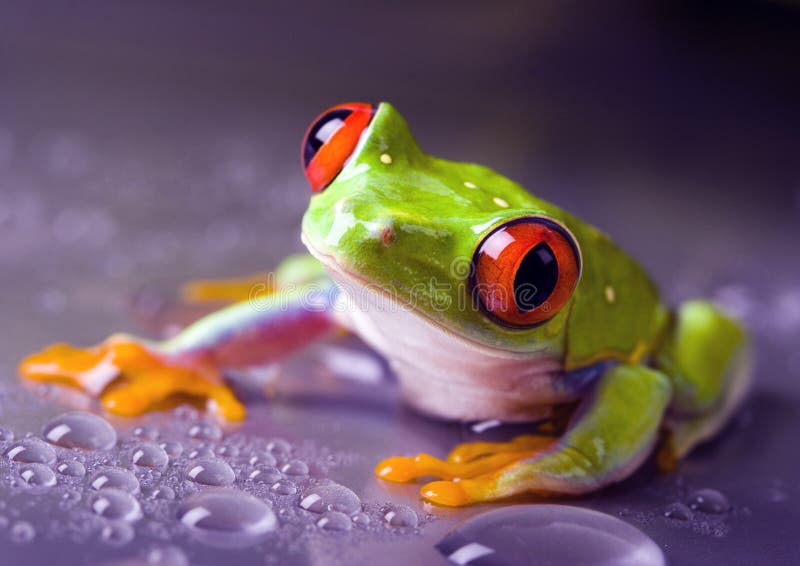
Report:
4,438,56,464
248,451,276,467
688,488,730,514
177,489,278,548
132,443,169,470
281,459,309,478
89,488,142,522
18,463,56,490
185,458,235,486
664,502,693,522
436,505,665,566
300,483,361,514
90,468,140,493
271,479,297,495
42,411,117,450
248,466,282,484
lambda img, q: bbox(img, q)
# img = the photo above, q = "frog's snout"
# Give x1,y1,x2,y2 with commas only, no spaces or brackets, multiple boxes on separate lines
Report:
302,102,376,193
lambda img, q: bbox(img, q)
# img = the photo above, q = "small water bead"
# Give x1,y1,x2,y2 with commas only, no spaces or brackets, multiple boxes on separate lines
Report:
383,504,418,528
267,438,291,457
177,489,278,548
9,521,36,543
132,425,159,441
89,488,142,521
188,446,215,459
248,466,282,484
90,468,140,493
271,479,298,495
316,511,352,532
0,515,9,529
352,512,370,527
132,443,169,470
144,546,190,566
19,463,57,489
216,445,239,459
281,459,309,478
300,483,361,514
56,460,86,477
0,427,14,441
688,488,730,514
185,458,235,486
100,521,135,546
4,438,56,464
436,505,665,566
664,502,693,522
158,440,183,459
42,411,117,450
248,451,277,467
188,422,222,442
145,485,176,500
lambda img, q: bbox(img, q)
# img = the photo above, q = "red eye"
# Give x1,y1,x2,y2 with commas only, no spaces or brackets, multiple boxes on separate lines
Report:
471,217,581,327
302,102,375,192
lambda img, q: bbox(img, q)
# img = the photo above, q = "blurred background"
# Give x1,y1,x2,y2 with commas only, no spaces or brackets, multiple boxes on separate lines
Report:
1,1,799,564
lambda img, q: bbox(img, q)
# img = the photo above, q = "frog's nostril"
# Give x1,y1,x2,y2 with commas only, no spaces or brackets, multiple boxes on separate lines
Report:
302,102,375,193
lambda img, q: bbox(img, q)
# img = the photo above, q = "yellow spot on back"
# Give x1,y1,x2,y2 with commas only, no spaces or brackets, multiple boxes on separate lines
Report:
493,197,509,208
464,181,478,189
604,285,616,304
379,153,393,164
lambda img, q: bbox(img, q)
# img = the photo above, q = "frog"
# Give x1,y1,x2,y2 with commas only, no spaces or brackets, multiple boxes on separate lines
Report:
19,101,750,506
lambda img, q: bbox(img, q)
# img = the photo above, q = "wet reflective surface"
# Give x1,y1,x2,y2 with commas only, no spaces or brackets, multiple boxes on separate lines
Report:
1,1,799,564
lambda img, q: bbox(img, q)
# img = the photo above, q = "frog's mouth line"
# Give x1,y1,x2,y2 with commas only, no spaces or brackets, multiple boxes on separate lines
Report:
301,231,552,360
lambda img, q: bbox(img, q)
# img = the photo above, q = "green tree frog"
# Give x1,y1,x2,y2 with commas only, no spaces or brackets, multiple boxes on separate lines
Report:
19,102,750,506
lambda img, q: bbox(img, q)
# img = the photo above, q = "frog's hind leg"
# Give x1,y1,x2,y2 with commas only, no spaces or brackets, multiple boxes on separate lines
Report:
655,300,751,464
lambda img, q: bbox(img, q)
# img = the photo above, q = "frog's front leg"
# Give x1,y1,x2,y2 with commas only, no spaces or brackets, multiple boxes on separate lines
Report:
378,364,672,506
19,279,340,421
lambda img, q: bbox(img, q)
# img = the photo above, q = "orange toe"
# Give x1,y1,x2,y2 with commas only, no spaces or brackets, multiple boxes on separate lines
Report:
375,456,418,482
421,480,472,507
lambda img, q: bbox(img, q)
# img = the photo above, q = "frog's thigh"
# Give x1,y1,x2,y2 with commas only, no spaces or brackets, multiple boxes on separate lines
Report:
421,364,673,506
656,300,750,460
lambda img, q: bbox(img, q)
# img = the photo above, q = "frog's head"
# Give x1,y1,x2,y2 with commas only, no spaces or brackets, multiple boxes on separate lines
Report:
300,102,582,354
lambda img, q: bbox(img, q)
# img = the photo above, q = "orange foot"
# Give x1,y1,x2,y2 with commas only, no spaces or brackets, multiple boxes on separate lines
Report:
18,334,244,421
375,434,554,506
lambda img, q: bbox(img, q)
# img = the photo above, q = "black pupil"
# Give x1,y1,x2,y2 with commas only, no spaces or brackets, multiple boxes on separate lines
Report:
513,242,558,312
303,109,353,167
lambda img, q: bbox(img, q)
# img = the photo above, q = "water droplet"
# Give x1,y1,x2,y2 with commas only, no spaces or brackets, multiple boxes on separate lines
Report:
56,460,86,477
89,488,142,522
132,443,169,470
18,463,56,489
177,489,278,548
100,521,135,546
188,446,215,459
271,479,297,495
281,459,308,477
688,488,730,514
158,440,183,459
267,438,291,457
9,520,35,543
185,458,235,486
132,425,159,441
436,505,665,566
4,438,56,464
42,411,117,450
90,468,140,493
248,466,282,484
216,445,239,459
316,510,352,531
0,427,14,442
383,504,418,528
146,485,176,500
248,451,277,467
300,483,361,514
188,422,222,442
664,502,693,522
352,512,370,527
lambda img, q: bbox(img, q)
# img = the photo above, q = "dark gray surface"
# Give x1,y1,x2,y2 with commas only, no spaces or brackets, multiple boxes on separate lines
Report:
0,1,799,564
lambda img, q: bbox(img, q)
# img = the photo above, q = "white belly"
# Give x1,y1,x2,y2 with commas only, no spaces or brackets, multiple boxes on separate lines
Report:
331,274,576,422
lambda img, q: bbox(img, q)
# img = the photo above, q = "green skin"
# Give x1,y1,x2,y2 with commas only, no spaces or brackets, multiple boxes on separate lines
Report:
298,102,749,498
